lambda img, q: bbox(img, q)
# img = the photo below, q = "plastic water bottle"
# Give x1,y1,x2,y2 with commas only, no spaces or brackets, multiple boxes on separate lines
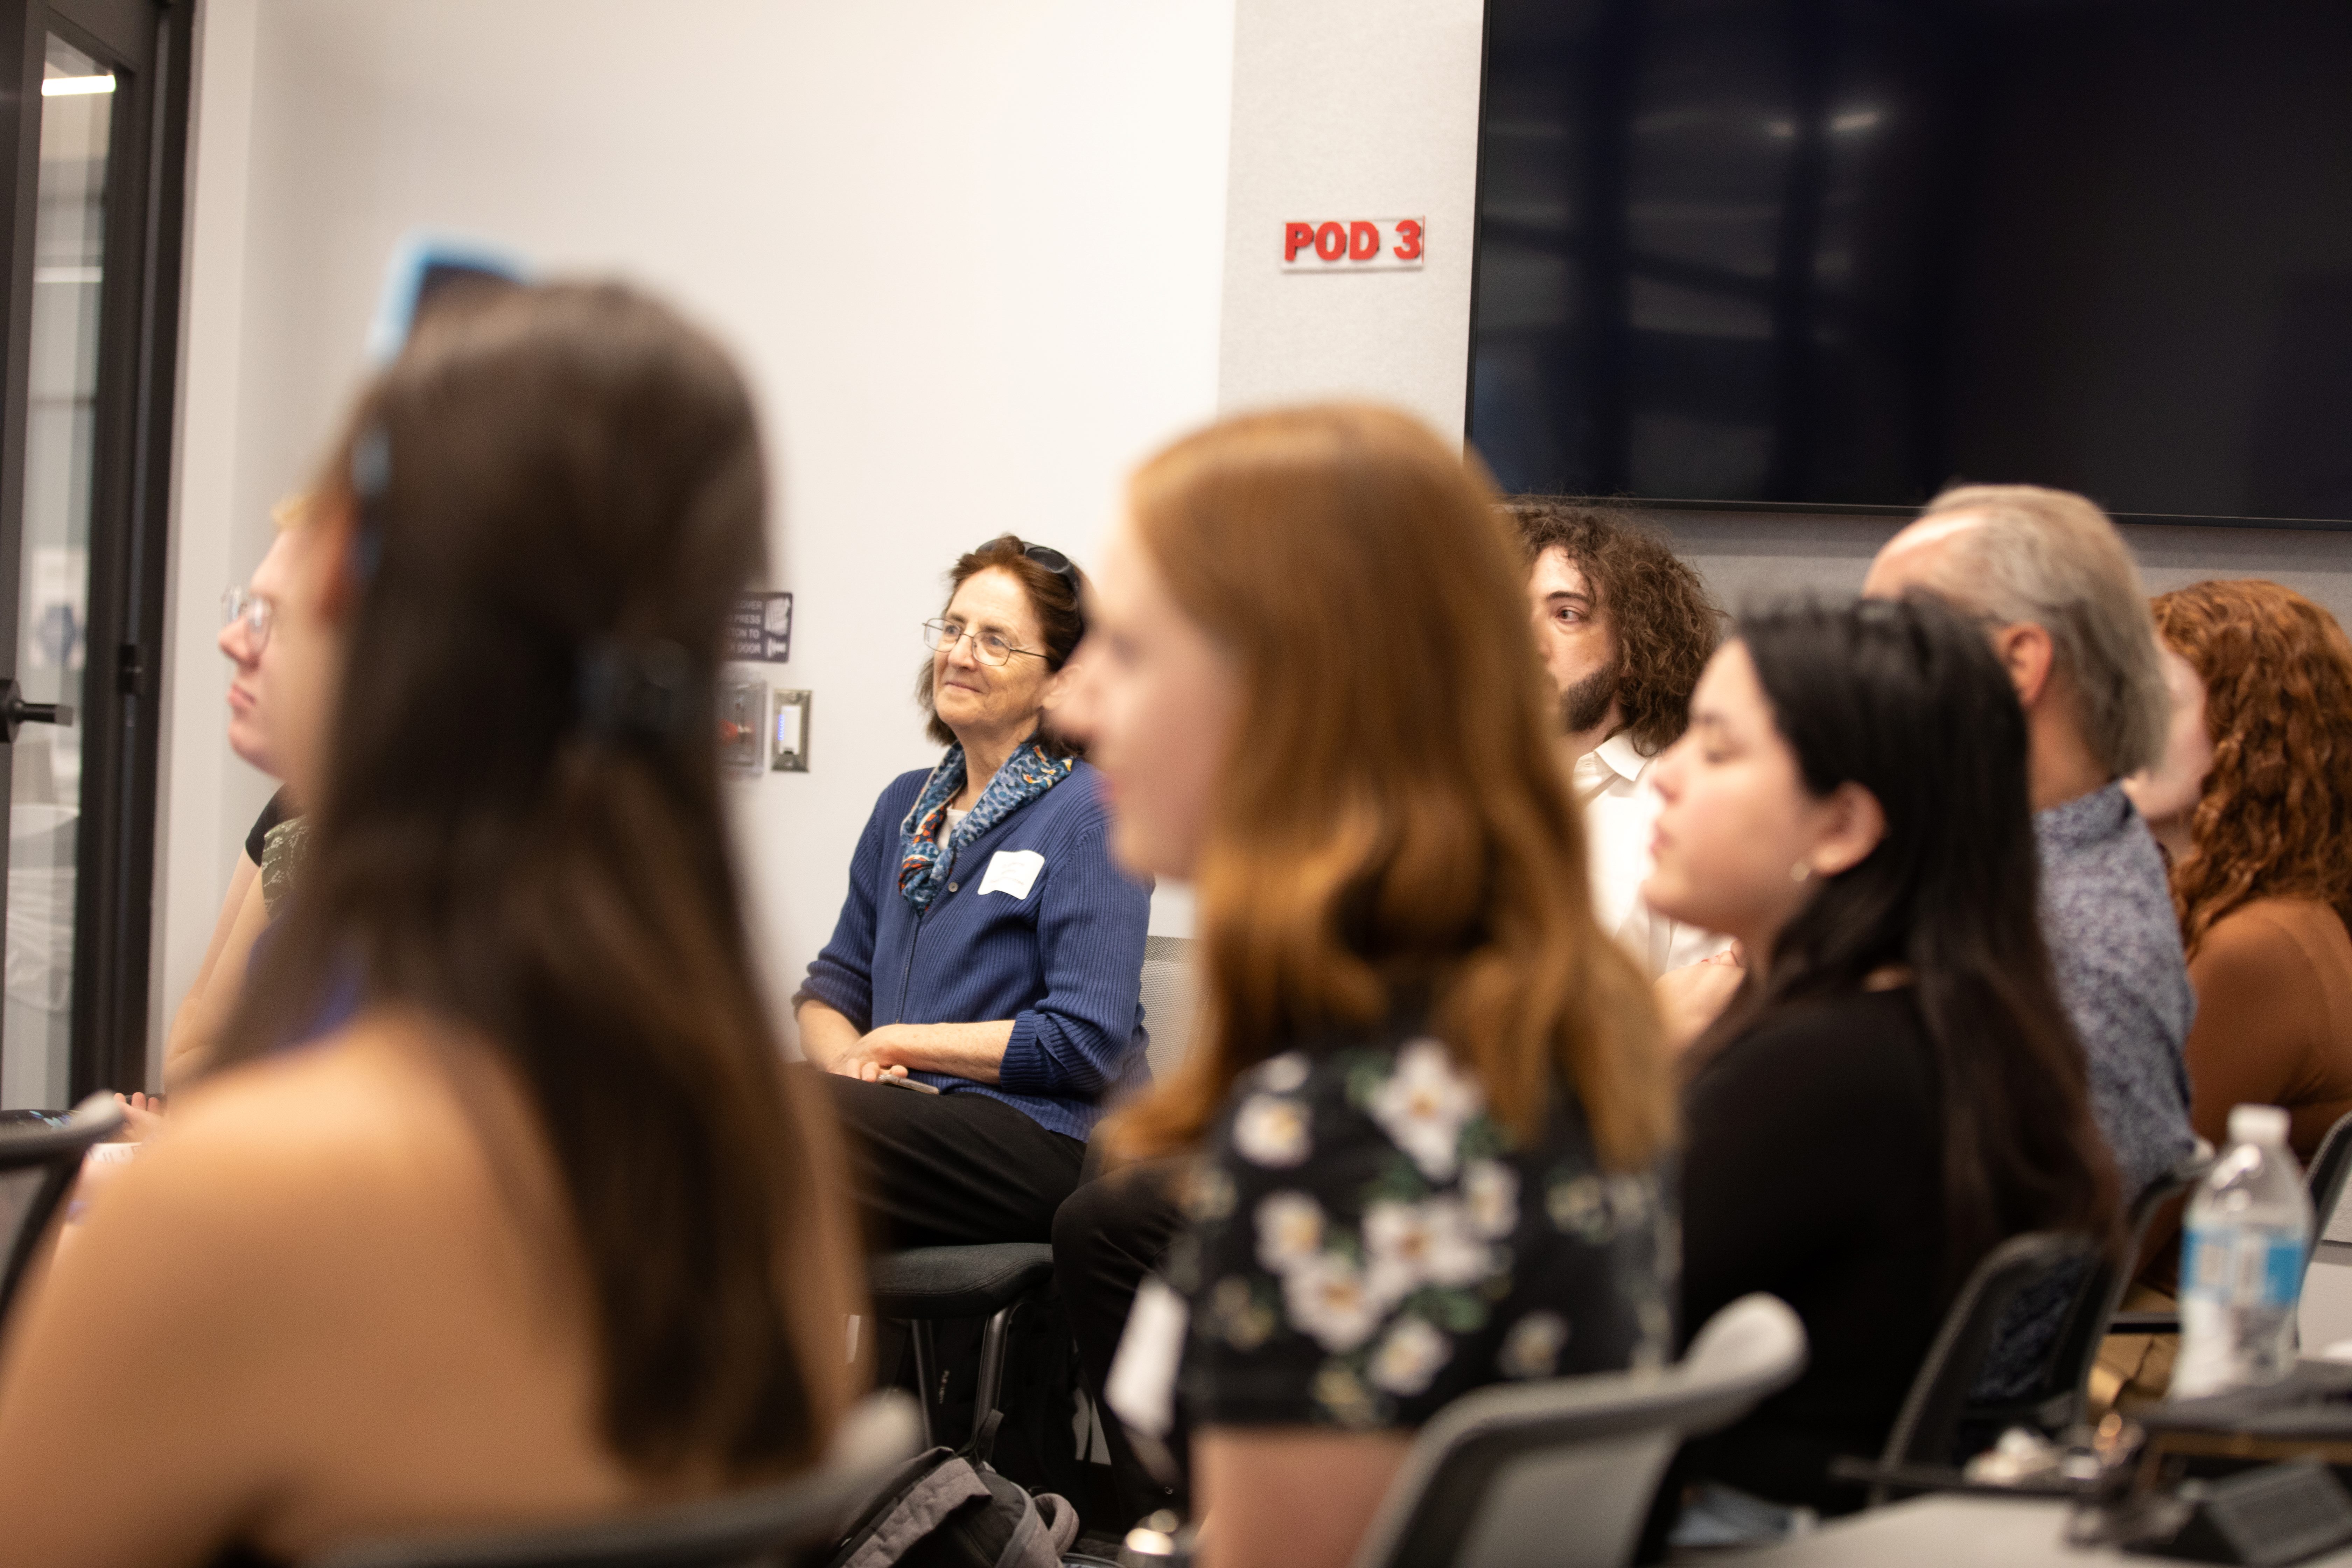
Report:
2175,1105,2313,1398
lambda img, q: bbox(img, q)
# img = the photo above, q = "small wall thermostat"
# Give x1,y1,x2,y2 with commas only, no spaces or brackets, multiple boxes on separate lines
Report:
773,688,812,772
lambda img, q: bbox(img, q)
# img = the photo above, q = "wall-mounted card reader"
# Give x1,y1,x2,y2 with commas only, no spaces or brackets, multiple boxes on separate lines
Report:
772,688,812,772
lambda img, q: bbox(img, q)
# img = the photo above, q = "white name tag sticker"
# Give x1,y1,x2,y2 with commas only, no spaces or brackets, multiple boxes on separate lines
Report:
976,849,1045,901
1106,1275,1188,1440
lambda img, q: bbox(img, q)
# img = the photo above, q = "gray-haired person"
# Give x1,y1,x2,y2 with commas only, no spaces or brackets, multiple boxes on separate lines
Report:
1864,484,2194,1208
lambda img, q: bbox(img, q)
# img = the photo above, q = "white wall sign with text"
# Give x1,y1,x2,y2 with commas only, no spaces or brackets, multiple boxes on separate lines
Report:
1280,217,1424,272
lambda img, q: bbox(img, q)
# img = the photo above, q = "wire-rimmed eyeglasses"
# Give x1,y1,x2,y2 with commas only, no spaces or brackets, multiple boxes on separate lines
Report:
222,587,275,652
922,618,1043,668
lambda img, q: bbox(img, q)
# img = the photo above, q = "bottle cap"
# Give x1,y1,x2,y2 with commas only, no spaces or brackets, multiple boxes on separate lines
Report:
2228,1104,2291,1146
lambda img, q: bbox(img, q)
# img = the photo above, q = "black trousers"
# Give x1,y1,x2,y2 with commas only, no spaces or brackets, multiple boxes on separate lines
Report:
1052,1156,1192,1527
824,1074,1088,1250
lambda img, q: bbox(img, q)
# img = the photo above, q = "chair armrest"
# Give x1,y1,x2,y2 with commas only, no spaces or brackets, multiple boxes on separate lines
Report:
1826,1457,2099,1500
2109,1310,2180,1335
1827,1456,1969,1493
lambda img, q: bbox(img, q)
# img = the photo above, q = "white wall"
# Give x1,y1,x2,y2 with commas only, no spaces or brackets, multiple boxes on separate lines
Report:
158,0,1236,1067
1645,512,2352,634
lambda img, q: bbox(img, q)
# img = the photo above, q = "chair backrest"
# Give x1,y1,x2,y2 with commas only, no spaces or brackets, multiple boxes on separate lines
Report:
1348,1294,1807,1568
1878,1231,2095,1472
0,1092,122,1321
2306,1108,2352,1246
1138,934,1198,1083
312,1392,923,1568
2019,1153,2211,1431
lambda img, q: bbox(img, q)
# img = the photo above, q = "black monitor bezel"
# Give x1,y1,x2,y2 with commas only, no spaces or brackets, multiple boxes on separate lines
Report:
1460,0,2352,534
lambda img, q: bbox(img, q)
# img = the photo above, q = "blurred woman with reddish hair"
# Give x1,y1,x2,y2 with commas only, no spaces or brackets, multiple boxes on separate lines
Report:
1060,403,1675,1568
2105,579,2352,1405
2124,578,2352,1170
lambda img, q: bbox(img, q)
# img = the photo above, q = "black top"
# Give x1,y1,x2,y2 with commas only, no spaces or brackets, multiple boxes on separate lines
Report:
1677,986,1947,1512
244,786,291,866
1174,1028,1675,1432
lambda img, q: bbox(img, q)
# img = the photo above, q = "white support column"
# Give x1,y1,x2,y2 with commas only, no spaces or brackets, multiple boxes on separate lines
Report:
1216,0,1488,439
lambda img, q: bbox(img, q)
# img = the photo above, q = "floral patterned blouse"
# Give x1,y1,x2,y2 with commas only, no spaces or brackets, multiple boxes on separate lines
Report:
1170,1031,1677,1432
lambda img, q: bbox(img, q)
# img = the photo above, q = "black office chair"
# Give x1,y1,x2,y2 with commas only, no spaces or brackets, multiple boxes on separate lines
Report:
311,1392,921,1568
2304,1109,2352,1249
1831,1230,2100,1503
867,1243,1057,1448
0,1093,124,1322
1965,1152,2212,1436
1347,1295,1807,1568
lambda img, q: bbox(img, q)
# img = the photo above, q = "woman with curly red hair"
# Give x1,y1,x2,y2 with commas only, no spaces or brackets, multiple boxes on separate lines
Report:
2102,580,2352,1402
2124,579,2352,1171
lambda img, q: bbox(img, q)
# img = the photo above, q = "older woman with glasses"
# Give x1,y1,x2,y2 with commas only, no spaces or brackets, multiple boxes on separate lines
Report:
795,535,1152,1248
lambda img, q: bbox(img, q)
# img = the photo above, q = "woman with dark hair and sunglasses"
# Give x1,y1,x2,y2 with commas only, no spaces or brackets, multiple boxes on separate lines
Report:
1641,595,2119,1530
0,284,862,1562
795,537,1152,1248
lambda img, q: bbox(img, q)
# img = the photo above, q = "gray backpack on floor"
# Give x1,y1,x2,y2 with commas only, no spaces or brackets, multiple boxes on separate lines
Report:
825,1412,1081,1568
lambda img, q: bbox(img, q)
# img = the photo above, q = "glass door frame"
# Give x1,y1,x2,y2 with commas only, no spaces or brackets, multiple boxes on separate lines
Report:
0,0,193,1100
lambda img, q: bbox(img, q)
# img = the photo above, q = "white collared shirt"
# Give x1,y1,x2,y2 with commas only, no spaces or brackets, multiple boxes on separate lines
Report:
1571,731,1732,978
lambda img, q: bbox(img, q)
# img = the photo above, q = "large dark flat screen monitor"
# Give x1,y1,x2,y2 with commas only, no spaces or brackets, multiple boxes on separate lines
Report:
1468,0,2352,526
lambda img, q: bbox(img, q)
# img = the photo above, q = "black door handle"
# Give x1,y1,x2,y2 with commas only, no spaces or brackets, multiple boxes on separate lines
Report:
0,679,73,742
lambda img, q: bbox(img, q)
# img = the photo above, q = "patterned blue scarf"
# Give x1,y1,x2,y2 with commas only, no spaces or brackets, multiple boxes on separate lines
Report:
897,738,1075,911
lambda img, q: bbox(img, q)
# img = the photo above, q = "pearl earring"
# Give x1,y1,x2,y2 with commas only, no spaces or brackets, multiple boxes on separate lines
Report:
1790,862,1813,883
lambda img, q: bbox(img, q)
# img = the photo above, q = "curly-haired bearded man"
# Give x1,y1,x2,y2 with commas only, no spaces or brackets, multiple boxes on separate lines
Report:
1505,499,1731,981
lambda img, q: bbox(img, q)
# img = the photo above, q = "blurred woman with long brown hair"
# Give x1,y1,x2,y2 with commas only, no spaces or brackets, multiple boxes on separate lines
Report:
0,284,861,1564
1060,403,1676,1568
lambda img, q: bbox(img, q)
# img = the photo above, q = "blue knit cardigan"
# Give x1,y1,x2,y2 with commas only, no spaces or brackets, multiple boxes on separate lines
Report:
797,760,1153,1142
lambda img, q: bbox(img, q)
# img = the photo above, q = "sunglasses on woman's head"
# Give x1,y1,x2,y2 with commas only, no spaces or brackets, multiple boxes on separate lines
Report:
972,540,1085,640
1000,541,1078,593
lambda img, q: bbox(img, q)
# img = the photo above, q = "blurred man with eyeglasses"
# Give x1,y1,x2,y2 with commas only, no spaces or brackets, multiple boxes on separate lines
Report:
158,499,323,1097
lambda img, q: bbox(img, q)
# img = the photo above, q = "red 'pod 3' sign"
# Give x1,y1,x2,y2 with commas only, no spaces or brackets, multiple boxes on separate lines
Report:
1281,218,1424,272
